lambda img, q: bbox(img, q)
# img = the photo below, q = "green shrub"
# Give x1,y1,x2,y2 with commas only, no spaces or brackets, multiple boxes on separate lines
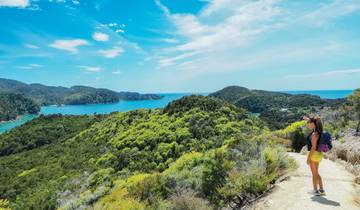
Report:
87,168,115,188
127,173,172,205
93,188,145,210
167,189,212,210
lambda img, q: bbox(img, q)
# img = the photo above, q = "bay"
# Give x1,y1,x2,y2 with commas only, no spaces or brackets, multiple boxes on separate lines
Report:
0,114,38,133
0,93,195,133
41,93,195,115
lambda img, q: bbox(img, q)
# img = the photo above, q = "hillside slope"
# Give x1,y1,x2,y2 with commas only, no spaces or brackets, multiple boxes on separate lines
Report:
0,95,293,210
0,93,40,121
209,86,346,129
248,153,360,210
210,86,345,109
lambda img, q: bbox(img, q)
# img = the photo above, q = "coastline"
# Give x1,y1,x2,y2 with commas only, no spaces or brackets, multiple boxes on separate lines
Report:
0,114,39,134
0,113,39,124
0,115,24,124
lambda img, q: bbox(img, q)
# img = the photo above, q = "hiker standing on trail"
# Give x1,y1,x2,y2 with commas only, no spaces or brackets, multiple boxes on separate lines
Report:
304,115,326,196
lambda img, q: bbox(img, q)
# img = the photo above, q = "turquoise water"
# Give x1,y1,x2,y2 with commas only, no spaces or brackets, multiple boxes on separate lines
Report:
0,93,194,133
0,114,38,133
0,90,354,133
41,93,194,115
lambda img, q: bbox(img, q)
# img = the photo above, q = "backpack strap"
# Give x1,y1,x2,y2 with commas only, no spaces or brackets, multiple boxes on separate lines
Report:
311,129,321,151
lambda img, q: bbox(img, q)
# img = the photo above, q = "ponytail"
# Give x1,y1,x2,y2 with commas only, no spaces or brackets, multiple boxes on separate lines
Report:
308,115,323,149
306,115,323,134
314,116,323,134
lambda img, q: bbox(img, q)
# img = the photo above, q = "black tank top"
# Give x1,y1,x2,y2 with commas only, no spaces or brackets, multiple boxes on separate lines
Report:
307,129,320,151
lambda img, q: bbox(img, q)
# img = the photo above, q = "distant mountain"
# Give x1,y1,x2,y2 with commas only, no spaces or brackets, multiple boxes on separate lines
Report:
209,85,347,129
210,86,345,111
0,92,40,121
118,91,164,101
0,78,163,106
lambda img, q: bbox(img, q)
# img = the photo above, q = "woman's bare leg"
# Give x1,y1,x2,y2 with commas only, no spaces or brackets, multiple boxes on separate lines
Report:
314,162,323,190
309,161,318,191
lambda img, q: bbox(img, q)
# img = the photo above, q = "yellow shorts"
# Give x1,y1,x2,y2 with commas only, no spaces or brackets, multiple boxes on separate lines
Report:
310,151,323,162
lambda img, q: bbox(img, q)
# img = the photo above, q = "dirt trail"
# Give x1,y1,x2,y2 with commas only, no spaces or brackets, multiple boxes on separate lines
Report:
248,152,360,210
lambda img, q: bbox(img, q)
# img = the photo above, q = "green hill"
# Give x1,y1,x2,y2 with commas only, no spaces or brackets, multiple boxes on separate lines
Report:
0,114,106,156
0,93,40,121
209,86,346,129
0,95,294,210
0,78,163,106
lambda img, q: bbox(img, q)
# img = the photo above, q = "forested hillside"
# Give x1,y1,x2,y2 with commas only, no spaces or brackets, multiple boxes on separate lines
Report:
0,114,106,156
0,78,163,106
0,95,295,210
209,86,346,129
0,88,356,210
0,93,40,121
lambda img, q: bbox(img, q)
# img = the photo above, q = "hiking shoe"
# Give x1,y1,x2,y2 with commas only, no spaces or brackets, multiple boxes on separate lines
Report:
319,189,326,196
310,190,320,196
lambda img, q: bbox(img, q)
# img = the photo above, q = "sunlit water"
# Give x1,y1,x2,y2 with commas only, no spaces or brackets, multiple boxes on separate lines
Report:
41,93,195,115
0,93,198,133
0,114,38,133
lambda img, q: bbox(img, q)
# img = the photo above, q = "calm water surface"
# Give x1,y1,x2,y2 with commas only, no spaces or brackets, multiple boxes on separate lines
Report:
0,93,196,133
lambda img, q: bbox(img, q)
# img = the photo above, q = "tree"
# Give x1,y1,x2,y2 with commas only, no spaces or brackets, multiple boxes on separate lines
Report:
348,89,360,133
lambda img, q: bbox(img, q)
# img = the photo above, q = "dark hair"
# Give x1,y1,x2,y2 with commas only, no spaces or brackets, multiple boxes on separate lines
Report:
308,116,323,134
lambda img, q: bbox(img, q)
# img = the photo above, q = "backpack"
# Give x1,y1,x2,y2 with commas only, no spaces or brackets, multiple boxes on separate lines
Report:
307,131,333,153
317,132,333,153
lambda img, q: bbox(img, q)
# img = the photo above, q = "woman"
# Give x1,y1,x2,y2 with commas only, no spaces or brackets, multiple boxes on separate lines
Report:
304,115,326,196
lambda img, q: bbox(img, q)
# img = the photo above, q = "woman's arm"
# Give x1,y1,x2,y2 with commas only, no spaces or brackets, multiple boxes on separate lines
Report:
307,132,319,164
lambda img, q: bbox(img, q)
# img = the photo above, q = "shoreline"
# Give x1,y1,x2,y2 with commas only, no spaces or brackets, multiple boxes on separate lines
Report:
0,113,39,124
0,115,24,124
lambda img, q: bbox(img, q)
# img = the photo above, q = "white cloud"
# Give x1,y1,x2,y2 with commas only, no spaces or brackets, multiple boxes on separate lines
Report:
98,47,124,58
159,0,282,53
162,38,179,43
0,0,29,8
29,64,43,68
112,70,122,75
155,0,283,69
92,32,109,42
48,0,66,3
49,39,89,54
78,65,102,72
153,0,360,84
285,68,360,79
15,63,43,69
15,66,33,70
97,22,126,33
301,0,360,27
159,51,200,67
172,39,343,76
108,23,117,27
25,44,39,49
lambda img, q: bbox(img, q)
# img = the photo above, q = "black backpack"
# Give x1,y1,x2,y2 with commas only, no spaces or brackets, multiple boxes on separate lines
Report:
307,131,333,152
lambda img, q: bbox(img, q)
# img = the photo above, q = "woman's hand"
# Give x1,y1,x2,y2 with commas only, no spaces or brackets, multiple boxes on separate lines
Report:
307,158,310,165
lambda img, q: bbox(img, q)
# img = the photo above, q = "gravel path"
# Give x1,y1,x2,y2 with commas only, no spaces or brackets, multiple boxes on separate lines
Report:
248,152,360,210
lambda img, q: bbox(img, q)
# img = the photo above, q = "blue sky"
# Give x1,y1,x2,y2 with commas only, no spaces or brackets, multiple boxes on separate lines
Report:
0,0,359,93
